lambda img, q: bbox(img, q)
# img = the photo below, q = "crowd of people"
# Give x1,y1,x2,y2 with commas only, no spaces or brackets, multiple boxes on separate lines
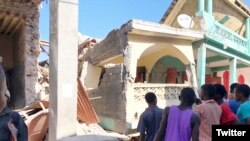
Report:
1,60,250,141
137,83,250,141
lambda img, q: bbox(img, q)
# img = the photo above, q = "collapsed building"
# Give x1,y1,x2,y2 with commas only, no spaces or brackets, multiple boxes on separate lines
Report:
80,0,250,134
80,20,203,133
0,0,42,109
1,0,250,137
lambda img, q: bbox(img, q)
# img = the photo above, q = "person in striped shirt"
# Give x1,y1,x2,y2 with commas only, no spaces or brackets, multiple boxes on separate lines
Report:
195,84,222,141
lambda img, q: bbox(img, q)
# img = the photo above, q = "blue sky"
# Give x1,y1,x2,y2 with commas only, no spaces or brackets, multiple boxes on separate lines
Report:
39,0,171,41
39,0,250,41
39,0,250,61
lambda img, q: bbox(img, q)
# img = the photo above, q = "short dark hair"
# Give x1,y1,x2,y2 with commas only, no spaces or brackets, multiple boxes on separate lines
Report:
214,84,227,98
201,84,216,99
180,87,196,104
145,92,157,104
230,83,239,93
236,84,250,98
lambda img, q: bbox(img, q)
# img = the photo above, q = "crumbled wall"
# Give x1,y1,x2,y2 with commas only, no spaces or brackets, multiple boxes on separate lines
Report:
87,29,127,65
24,4,40,105
87,64,127,133
0,1,40,106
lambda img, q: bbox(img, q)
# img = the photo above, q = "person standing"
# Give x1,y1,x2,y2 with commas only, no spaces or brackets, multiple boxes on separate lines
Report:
213,84,239,125
0,64,28,141
154,88,200,141
137,92,163,141
195,84,222,141
228,83,240,114
235,84,250,124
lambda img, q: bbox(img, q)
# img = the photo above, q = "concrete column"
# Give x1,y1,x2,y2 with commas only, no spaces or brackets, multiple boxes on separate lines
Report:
124,45,138,125
246,18,250,39
124,46,137,80
229,58,237,85
246,18,250,54
206,0,213,14
186,63,199,97
145,72,150,83
197,44,206,89
49,0,79,140
198,0,205,13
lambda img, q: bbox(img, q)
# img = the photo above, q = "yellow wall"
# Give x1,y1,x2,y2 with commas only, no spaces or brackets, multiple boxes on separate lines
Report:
98,55,124,67
81,62,102,89
128,40,194,80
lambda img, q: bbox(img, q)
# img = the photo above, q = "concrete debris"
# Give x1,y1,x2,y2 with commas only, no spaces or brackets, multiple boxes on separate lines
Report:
37,66,49,101
36,37,137,140
77,123,107,135
76,123,130,141
78,38,99,76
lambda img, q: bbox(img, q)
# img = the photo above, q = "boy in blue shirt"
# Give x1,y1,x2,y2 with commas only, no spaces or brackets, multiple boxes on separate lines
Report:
228,83,240,114
137,92,163,141
235,84,250,124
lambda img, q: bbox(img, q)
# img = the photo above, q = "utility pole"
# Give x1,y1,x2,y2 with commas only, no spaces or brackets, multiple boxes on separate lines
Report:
49,0,79,140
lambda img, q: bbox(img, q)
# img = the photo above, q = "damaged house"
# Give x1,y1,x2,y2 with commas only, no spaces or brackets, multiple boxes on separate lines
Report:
0,0,42,109
80,0,250,134
80,20,203,133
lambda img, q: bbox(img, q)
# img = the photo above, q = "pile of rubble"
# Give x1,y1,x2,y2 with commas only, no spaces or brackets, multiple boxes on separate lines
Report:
77,123,130,140
35,37,134,141
77,123,108,135
37,65,49,101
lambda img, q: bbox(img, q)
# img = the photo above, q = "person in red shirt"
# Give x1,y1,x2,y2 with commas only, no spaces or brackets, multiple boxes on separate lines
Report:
213,84,240,125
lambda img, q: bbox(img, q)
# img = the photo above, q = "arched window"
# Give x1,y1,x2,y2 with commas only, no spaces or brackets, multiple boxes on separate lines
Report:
238,75,245,84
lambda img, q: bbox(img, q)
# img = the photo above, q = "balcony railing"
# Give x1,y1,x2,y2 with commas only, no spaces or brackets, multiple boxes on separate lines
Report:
206,22,249,56
127,83,190,129
133,83,189,106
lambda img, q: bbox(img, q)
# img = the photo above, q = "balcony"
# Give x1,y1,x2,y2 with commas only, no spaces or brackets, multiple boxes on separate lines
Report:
132,83,189,109
133,83,189,104
128,83,190,129
205,22,249,56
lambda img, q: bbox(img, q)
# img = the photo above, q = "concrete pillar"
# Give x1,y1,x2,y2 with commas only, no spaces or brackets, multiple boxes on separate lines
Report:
49,0,79,140
206,0,213,14
246,18,250,39
198,0,205,13
246,18,250,54
186,63,199,96
124,46,137,79
229,58,237,85
145,72,150,83
124,45,138,124
197,44,206,89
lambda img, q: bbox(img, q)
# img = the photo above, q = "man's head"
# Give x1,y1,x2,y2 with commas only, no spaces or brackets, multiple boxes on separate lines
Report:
145,92,157,106
199,84,216,101
230,83,239,94
0,64,7,112
235,84,250,102
179,87,196,106
229,83,239,99
214,84,227,102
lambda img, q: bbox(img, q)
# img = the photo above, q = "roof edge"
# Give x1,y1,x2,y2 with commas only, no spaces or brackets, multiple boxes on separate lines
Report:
160,0,250,24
